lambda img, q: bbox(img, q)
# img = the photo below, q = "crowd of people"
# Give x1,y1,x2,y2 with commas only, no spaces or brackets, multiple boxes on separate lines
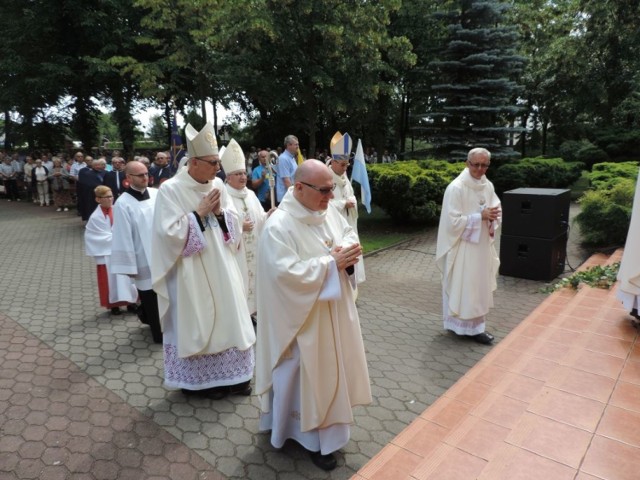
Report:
0,138,505,471
3,129,639,475
12,139,637,472
0,130,375,471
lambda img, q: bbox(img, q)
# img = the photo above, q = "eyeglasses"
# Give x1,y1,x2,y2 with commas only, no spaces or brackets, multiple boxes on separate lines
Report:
299,181,336,195
469,162,490,169
229,172,247,177
129,172,149,177
195,157,221,167
98,195,114,199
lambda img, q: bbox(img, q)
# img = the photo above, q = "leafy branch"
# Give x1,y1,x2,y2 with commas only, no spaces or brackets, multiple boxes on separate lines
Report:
541,262,620,293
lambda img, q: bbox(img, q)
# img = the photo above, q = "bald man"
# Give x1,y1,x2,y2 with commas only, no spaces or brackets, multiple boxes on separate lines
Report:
111,161,162,343
255,160,371,471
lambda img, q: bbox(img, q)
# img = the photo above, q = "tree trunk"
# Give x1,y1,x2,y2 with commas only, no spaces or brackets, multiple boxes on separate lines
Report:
4,111,12,150
541,119,548,156
112,85,136,160
399,88,409,157
165,100,172,149
73,93,98,153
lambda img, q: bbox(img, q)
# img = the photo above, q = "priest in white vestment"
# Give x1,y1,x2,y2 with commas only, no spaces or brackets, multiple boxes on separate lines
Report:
221,139,270,318
328,131,365,283
436,147,501,345
617,166,640,326
84,185,138,315
111,161,162,343
256,160,372,471
151,122,255,399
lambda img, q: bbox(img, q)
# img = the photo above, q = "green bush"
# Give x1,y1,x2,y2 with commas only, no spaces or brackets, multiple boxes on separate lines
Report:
558,140,587,162
575,143,609,170
490,157,584,195
368,160,464,223
592,128,640,160
587,161,639,190
575,178,636,246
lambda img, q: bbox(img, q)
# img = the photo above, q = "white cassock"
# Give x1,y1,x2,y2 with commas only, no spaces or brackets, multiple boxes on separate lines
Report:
256,191,372,455
330,169,365,283
436,168,501,335
110,189,158,291
151,169,255,390
84,205,138,304
617,168,640,314
225,184,268,315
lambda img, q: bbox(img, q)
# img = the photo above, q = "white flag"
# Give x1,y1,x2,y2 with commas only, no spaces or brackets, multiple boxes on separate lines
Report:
351,139,371,213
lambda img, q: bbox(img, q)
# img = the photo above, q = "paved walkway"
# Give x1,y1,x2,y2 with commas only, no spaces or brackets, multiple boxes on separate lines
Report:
0,200,589,479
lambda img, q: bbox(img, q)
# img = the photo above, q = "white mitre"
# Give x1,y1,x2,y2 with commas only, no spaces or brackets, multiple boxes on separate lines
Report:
185,122,219,158
220,139,245,174
330,131,352,160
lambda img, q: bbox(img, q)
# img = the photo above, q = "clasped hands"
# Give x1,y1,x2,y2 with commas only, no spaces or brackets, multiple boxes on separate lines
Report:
331,243,362,271
481,206,501,222
196,189,222,219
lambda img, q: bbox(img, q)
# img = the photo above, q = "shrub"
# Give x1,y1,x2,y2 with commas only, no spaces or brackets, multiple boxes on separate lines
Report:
575,143,609,170
575,177,636,246
558,140,586,162
490,157,584,195
587,161,639,190
368,160,464,223
592,127,640,160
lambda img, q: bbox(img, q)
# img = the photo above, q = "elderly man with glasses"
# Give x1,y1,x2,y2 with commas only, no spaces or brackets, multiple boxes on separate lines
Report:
256,159,371,471
150,122,255,400
436,147,502,345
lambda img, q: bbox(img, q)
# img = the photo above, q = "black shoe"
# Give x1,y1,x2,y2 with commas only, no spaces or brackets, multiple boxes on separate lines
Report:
110,307,122,315
126,304,138,313
228,381,252,396
308,451,337,471
181,388,227,400
472,331,494,345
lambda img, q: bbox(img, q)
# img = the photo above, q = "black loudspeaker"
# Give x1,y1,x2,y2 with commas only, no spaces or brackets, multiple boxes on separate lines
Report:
501,188,570,239
499,233,567,281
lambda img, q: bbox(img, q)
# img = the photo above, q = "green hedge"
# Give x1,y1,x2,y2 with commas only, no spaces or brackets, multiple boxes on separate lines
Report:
367,160,464,223
490,157,584,195
587,161,639,190
575,178,636,246
573,161,638,246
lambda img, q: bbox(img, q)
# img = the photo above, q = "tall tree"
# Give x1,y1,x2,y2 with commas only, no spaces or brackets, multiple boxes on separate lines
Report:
422,0,526,161
0,0,76,149
509,0,582,156
205,0,414,155
391,0,452,157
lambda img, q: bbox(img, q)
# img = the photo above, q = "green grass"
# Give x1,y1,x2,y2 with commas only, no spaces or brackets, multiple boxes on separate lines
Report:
357,204,430,254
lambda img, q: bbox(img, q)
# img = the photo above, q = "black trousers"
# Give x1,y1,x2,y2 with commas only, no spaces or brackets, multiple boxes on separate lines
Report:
2,179,19,200
137,289,162,344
